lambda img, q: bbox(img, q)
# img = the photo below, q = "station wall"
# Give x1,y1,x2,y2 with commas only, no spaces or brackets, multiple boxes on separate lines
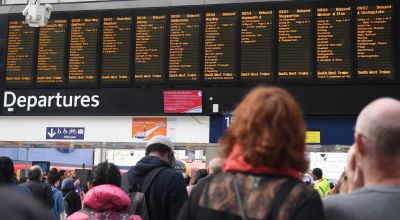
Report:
0,116,210,143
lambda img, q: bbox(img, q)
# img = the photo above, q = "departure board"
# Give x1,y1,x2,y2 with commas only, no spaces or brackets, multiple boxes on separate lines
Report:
278,9,312,80
357,5,394,79
102,16,132,84
317,7,352,80
6,20,34,85
204,12,236,82
241,10,274,80
69,18,99,84
37,19,67,84
169,13,201,82
135,15,166,82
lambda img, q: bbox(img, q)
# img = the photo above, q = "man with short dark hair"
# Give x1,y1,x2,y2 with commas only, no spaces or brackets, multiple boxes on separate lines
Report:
312,168,330,197
324,98,400,220
23,165,54,210
128,135,188,220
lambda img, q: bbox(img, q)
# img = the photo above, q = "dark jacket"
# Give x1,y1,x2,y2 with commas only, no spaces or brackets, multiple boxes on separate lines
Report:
178,172,324,220
128,156,188,220
62,189,82,216
22,179,54,210
0,186,53,220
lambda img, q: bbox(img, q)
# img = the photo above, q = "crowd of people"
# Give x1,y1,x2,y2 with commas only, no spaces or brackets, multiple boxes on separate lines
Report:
0,86,399,220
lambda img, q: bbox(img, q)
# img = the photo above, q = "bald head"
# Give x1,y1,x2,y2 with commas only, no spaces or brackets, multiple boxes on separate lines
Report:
28,165,43,181
208,157,223,174
356,98,400,160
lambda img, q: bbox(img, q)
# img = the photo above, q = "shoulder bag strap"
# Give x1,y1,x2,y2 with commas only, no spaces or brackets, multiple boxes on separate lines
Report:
63,191,72,200
232,173,248,220
141,166,168,193
265,178,298,220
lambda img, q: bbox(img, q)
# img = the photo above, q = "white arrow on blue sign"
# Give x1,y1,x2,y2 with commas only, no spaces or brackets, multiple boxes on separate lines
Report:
46,127,85,140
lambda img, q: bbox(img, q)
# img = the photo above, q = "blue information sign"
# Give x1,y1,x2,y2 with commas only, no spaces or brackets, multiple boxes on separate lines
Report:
46,127,85,140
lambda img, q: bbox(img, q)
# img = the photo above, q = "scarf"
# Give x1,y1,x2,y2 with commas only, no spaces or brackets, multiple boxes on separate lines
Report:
223,144,302,180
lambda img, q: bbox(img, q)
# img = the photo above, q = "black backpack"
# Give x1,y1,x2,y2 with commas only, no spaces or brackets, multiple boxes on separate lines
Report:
128,167,167,220
63,191,72,215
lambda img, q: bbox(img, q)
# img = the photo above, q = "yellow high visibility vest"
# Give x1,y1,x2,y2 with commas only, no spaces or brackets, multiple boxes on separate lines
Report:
314,178,330,197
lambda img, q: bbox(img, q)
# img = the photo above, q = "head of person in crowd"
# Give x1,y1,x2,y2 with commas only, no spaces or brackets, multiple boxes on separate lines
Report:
352,97,400,188
193,169,208,185
207,157,223,174
220,86,308,174
71,170,77,179
312,168,323,181
0,156,15,184
48,168,61,187
145,135,175,166
61,178,75,192
28,165,43,181
91,161,121,187
173,160,187,173
58,170,66,180
336,171,349,194
182,173,191,186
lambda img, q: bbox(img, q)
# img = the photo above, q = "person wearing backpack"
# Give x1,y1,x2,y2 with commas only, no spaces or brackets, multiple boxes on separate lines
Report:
127,135,188,220
62,178,81,216
177,87,324,220
67,162,141,220
48,168,66,220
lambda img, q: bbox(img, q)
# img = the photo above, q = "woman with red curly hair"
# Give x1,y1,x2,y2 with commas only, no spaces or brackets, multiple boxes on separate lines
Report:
178,87,324,220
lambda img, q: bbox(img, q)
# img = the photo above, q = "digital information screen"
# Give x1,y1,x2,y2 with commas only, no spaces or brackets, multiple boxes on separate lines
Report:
69,18,99,84
6,20,34,85
164,90,202,113
317,7,352,80
135,15,166,82
169,13,201,82
357,5,394,79
102,16,132,84
37,19,67,84
204,12,236,82
241,10,274,80
278,9,312,80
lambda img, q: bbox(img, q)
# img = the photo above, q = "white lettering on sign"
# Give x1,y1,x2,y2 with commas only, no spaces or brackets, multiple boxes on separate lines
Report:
3,91,100,112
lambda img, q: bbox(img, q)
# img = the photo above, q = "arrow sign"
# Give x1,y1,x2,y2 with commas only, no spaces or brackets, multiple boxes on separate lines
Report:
47,128,56,138
46,127,85,140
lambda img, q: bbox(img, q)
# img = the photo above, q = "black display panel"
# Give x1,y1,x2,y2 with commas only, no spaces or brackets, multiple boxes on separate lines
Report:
240,10,274,81
134,14,167,83
204,11,236,82
36,19,67,84
278,9,312,80
68,17,99,85
356,5,394,80
168,12,201,82
6,20,34,85
101,16,132,84
317,7,353,80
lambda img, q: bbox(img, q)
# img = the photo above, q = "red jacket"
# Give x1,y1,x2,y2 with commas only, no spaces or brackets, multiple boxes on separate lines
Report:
67,184,141,220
